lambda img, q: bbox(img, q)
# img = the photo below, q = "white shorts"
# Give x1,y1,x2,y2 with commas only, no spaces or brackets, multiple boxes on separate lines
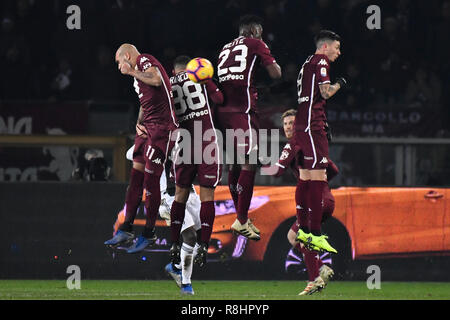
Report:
159,190,201,233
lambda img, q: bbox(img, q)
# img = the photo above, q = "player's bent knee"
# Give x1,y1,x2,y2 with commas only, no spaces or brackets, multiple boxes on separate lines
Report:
174,186,190,203
199,186,215,202
181,227,197,247
287,229,297,247
133,161,145,172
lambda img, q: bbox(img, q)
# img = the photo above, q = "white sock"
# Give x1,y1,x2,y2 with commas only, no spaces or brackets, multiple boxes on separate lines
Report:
193,242,201,258
181,243,194,285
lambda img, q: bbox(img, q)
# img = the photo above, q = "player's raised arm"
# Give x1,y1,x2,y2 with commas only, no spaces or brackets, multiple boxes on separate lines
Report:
265,62,282,80
129,66,163,87
319,81,341,100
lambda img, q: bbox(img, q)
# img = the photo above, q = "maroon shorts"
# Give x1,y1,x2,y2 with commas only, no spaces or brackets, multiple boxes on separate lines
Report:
173,133,222,188
142,122,175,176
132,134,147,165
175,163,222,188
293,129,329,170
215,111,259,162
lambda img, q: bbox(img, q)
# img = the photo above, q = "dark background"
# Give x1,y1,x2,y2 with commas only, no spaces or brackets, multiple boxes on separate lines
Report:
1,0,449,123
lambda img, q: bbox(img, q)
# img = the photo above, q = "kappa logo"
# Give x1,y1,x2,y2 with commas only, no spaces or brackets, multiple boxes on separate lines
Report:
296,205,302,210
319,157,328,164
152,158,162,165
140,56,149,64
201,222,210,227
318,59,328,66
285,143,291,150
236,183,244,194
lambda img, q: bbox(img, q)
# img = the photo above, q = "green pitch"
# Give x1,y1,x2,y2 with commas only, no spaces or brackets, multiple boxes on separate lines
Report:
0,280,449,300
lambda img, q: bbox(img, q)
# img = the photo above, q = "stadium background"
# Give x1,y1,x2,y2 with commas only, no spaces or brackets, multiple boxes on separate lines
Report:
1,0,450,284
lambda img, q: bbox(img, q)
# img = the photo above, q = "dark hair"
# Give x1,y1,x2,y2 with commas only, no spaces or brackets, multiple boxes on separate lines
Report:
239,14,263,29
173,55,191,68
315,30,341,47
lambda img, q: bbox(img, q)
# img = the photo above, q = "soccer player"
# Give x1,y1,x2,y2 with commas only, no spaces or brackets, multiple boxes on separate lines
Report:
108,44,178,253
275,109,336,295
106,142,201,295
216,15,282,241
293,30,346,254
168,56,224,267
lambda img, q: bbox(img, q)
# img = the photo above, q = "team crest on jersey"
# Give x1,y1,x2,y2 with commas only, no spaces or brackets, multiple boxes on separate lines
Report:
318,59,328,66
280,150,290,161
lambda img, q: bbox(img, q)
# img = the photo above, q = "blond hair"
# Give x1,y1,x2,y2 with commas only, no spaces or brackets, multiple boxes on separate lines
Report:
281,109,297,120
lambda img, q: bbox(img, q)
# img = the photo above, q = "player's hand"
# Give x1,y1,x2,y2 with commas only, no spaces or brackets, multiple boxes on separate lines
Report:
136,123,148,138
336,77,347,89
119,62,132,75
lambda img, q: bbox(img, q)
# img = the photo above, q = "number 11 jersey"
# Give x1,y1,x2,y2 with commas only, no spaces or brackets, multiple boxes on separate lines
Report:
217,36,277,113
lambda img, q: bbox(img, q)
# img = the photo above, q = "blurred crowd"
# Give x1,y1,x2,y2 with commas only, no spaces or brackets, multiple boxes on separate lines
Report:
1,0,449,117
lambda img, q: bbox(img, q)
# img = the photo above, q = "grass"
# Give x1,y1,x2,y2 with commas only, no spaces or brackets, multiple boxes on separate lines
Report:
0,280,449,300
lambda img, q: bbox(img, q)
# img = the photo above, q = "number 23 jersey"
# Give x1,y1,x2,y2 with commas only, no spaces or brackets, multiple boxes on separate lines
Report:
217,36,277,113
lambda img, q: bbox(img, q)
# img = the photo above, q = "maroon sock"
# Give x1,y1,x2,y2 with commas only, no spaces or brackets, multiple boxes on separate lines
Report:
299,244,320,281
309,180,327,233
236,170,256,224
122,168,144,227
317,255,324,269
228,166,241,211
143,172,161,230
200,201,215,244
321,185,335,223
295,178,309,232
170,201,186,244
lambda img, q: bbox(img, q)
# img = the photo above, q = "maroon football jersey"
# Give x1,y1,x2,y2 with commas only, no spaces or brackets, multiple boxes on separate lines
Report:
295,54,331,132
217,36,277,113
133,54,178,128
170,71,221,133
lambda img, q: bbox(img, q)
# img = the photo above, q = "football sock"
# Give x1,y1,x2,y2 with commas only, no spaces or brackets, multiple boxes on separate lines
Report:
181,243,194,285
193,242,201,258
143,172,161,229
200,201,215,244
121,168,144,228
295,178,310,232
321,185,335,223
228,166,241,211
236,169,256,224
298,243,320,281
170,201,186,244
309,180,327,233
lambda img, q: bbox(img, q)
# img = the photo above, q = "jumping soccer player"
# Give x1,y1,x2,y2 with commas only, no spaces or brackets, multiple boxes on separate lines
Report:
216,15,281,241
106,44,178,253
293,30,346,254
169,56,224,268
275,109,336,295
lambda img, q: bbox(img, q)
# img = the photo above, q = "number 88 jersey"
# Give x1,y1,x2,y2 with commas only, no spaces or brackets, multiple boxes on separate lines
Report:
170,71,223,133
217,36,277,113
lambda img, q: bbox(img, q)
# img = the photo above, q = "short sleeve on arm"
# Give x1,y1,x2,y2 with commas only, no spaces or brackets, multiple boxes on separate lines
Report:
316,58,330,85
